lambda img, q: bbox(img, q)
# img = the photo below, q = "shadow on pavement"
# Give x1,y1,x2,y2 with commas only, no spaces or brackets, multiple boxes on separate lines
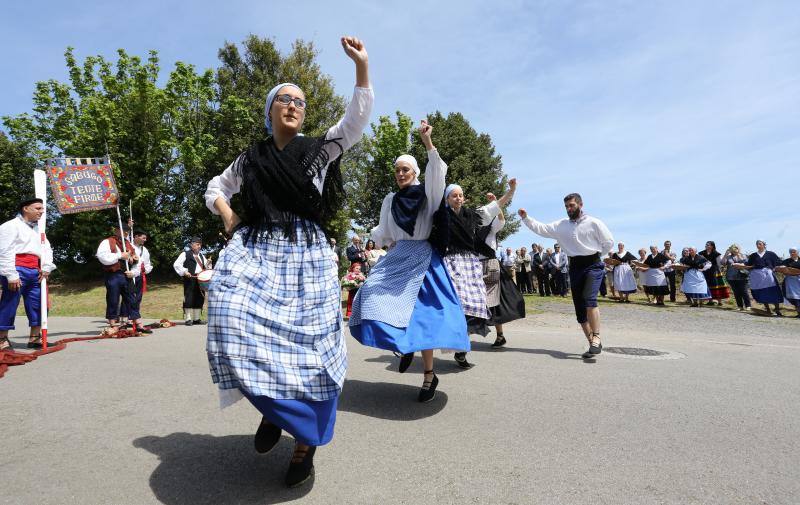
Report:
363,354,482,375
133,433,311,504
469,340,586,360
339,379,448,420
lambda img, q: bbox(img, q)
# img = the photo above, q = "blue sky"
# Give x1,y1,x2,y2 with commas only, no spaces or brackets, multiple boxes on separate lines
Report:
3,1,799,255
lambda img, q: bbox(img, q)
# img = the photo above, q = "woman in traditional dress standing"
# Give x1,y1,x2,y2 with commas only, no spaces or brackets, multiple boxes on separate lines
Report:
777,248,800,317
203,36,372,487
734,240,784,316
699,241,730,306
430,180,516,368
639,245,671,306
349,121,467,403
611,243,637,303
364,239,385,271
676,247,711,307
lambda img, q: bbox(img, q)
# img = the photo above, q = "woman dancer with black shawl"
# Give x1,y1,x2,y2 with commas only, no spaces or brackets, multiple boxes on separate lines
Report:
431,179,516,368
350,121,467,403
204,36,372,488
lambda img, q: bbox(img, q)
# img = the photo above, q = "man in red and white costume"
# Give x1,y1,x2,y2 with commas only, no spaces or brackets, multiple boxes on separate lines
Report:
0,198,56,350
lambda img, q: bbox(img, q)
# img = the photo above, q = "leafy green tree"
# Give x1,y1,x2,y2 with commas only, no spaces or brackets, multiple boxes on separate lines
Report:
345,111,414,232
408,111,519,241
0,132,37,221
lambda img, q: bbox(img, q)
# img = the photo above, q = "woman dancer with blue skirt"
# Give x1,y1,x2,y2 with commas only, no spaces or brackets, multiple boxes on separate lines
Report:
204,36,372,488
677,247,711,307
349,121,467,403
736,240,784,316
430,181,516,367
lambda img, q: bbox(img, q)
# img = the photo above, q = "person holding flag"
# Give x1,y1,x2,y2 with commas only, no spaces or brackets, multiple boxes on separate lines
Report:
123,229,153,333
0,198,56,350
96,224,136,329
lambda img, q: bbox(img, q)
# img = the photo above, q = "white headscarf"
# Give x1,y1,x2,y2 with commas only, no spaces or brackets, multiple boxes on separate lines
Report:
264,82,302,135
444,183,462,207
394,154,420,185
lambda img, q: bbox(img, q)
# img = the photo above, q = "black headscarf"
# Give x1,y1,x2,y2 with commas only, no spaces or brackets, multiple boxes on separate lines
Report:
234,135,344,245
429,198,493,257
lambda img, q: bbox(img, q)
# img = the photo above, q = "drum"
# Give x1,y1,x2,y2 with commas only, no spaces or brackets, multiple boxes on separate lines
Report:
197,269,213,291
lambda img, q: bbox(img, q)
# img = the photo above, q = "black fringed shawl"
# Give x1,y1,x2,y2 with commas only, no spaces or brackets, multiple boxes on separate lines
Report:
429,199,495,258
233,135,344,245
680,254,708,269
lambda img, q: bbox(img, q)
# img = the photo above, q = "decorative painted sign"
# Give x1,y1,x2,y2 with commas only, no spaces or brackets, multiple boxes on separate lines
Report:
45,157,119,214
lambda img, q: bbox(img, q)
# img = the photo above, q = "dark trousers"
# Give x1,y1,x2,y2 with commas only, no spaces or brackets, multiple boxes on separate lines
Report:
183,277,205,309
665,270,677,302
122,276,144,320
728,279,751,309
554,271,569,296
548,271,557,295
517,268,533,293
599,273,608,297
536,270,551,296
568,262,605,324
105,271,132,321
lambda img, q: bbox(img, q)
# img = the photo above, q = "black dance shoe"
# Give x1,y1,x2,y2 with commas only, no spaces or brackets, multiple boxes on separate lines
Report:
398,352,414,373
185,320,194,326
491,334,507,349
285,445,316,488
418,371,439,403
138,327,153,334
254,417,282,454
582,342,602,359
454,352,473,369
192,319,206,325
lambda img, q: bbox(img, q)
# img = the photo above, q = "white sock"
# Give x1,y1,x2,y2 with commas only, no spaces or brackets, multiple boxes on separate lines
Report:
184,310,192,321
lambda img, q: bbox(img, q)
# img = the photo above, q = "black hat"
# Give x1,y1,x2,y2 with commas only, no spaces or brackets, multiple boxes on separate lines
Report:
190,236,202,244
18,198,43,212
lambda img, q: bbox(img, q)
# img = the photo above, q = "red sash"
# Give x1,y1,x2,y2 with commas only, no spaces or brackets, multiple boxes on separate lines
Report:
15,254,40,269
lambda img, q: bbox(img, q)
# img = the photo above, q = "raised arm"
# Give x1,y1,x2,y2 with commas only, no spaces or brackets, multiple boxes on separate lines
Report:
421,121,447,217
324,37,372,154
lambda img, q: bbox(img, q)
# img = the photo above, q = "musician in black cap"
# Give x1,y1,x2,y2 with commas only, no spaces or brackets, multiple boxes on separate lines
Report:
173,236,212,325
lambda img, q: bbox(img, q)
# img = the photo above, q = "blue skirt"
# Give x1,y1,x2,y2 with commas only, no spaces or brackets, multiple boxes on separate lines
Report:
244,391,337,446
350,247,469,354
751,285,784,304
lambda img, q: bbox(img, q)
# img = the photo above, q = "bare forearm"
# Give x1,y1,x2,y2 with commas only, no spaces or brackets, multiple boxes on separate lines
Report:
355,60,369,88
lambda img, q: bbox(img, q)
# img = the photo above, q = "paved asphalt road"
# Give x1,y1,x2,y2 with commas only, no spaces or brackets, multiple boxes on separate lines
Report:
2,306,798,504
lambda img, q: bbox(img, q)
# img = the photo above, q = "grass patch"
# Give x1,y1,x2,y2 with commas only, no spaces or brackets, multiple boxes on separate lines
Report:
16,280,186,320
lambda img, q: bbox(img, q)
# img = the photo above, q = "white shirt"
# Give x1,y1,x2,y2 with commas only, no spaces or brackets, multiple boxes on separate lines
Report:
204,86,374,215
0,215,56,281
479,213,505,260
96,238,130,267
369,148,451,248
522,213,614,258
130,244,153,278
173,251,211,277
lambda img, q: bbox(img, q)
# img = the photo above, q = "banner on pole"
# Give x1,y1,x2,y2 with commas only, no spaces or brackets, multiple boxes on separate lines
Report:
45,157,119,214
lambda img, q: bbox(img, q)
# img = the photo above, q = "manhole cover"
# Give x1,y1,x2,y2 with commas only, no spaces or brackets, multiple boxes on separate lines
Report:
603,347,686,360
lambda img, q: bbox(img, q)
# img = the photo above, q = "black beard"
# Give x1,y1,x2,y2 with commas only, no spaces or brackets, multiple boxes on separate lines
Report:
567,208,581,220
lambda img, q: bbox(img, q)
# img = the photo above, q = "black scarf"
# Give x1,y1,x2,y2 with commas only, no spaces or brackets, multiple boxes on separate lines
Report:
644,252,668,268
429,199,485,257
391,183,426,236
681,254,707,269
234,135,344,245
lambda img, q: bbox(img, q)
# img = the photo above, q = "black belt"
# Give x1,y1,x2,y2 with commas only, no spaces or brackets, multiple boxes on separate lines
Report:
568,252,601,269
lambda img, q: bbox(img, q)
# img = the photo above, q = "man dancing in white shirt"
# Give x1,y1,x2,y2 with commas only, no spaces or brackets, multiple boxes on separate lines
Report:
518,193,614,358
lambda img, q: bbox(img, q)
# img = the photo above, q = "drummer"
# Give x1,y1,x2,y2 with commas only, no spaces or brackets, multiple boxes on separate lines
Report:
173,236,212,326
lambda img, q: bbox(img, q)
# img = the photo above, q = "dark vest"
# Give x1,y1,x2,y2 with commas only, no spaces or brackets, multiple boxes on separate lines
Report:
102,237,135,273
183,251,206,274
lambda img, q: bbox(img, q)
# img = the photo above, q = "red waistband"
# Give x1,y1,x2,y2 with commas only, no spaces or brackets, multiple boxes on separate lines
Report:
15,254,40,269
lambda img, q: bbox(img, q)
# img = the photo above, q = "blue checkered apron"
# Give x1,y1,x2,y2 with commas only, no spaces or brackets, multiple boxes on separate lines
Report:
444,252,490,319
206,223,346,401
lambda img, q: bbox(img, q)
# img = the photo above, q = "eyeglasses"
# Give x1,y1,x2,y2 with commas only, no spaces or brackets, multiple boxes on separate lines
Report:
274,94,307,110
